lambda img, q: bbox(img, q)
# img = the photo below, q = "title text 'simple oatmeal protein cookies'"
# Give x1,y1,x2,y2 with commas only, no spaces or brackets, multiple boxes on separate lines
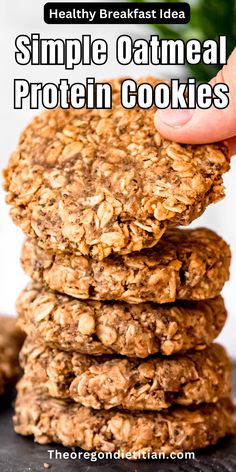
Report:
17,283,227,357
20,341,231,411
0,316,24,396
4,77,230,260
14,378,234,455
21,228,230,304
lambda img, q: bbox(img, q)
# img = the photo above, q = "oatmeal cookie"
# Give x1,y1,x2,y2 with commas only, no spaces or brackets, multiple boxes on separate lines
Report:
17,283,227,357
14,379,234,454
20,341,231,411
21,228,230,304
0,316,24,396
4,77,230,260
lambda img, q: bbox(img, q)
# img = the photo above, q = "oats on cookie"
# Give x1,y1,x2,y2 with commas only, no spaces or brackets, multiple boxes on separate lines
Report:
4,77,230,259
20,341,231,411
14,379,234,454
17,283,227,357
20,228,230,304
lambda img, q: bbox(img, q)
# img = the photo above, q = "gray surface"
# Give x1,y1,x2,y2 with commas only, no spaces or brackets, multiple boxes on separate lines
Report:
0,366,235,472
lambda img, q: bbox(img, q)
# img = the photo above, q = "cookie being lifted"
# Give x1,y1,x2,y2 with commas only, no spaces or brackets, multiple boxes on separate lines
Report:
4,77,230,259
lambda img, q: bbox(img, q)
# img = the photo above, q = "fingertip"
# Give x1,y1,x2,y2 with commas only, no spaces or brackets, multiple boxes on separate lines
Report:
154,106,236,145
155,108,193,129
227,136,236,157
154,109,198,144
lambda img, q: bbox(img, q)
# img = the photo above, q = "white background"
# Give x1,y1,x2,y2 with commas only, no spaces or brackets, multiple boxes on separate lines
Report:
0,0,235,356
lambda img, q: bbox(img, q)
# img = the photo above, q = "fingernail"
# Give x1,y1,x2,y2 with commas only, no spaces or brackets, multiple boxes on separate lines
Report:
155,108,194,128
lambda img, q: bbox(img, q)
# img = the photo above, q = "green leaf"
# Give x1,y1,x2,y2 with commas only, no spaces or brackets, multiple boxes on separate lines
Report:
128,0,236,82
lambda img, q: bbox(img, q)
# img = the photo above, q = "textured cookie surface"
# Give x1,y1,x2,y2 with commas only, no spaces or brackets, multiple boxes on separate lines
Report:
4,77,230,260
20,341,232,411
0,316,24,396
17,283,227,357
21,228,230,304
14,379,234,455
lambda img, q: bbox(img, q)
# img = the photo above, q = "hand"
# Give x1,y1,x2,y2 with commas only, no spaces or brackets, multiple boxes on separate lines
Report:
154,49,236,156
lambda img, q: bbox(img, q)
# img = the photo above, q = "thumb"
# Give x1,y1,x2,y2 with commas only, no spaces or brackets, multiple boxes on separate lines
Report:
154,48,236,145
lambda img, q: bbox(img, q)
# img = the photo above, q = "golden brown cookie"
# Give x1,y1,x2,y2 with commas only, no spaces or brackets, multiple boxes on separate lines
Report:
20,341,232,411
21,228,230,304
0,316,24,396
14,378,234,455
4,78,230,260
17,283,227,357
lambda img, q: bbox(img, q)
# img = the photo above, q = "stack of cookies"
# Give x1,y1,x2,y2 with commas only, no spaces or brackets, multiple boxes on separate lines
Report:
4,77,235,457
